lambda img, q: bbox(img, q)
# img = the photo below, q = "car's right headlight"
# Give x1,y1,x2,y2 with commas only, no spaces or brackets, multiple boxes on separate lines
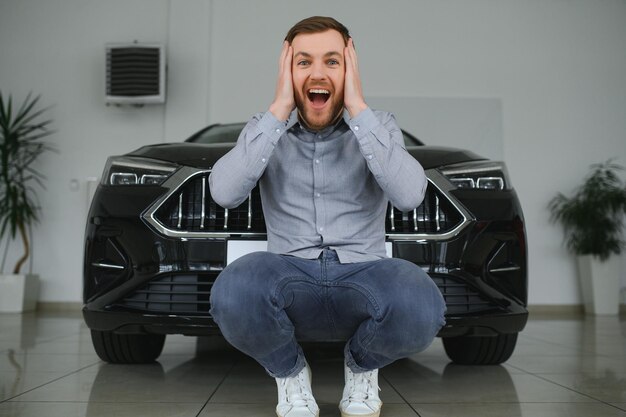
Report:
101,156,178,186
439,161,512,190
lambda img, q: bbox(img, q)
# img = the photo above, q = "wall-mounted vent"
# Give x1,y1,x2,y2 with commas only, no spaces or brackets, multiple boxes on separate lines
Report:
106,43,166,105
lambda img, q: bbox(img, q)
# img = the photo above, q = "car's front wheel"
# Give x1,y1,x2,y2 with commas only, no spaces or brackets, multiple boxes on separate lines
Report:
442,333,518,365
90,330,165,364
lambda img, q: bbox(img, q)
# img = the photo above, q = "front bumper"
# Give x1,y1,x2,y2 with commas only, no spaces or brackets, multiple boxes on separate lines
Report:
83,235,528,338
83,304,528,338
84,170,528,339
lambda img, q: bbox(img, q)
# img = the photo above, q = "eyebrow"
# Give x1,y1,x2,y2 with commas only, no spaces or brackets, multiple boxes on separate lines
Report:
294,51,343,59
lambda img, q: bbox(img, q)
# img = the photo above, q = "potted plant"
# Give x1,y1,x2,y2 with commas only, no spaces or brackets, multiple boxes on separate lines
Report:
0,92,54,313
549,159,626,315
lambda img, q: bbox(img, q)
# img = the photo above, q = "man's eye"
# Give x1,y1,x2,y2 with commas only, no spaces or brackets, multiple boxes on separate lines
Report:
297,60,310,66
328,59,339,65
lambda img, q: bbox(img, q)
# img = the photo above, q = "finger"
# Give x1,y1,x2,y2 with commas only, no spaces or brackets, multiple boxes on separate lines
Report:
348,38,358,71
280,41,292,74
345,47,354,78
285,45,293,71
345,43,355,72
278,41,288,73
345,47,356,83
284,46,294,80
281,47,293,90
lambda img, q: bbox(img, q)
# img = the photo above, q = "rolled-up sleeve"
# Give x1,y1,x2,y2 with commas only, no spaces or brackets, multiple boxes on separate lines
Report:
209,112,287,208
347,108,427,212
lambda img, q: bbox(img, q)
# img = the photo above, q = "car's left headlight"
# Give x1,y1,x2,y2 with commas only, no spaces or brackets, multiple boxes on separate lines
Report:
101,156,178,186
439,161,511,190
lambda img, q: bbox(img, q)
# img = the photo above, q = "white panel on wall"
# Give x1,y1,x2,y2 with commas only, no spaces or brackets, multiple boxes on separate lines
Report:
368,96,503,160
163,0,212,141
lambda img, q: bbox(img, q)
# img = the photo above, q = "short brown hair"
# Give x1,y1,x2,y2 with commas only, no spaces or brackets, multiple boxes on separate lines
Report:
284,16,350,45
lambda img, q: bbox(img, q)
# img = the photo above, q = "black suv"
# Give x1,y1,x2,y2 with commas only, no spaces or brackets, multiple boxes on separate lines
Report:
83,123,528,365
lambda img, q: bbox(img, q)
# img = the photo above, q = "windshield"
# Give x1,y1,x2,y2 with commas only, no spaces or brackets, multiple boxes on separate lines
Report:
187,123,423,146
186,123,246,144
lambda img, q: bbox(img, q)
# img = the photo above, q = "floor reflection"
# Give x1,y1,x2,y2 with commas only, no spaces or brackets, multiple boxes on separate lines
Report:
1,312,625,417
1,350,23,401
83,338,524,416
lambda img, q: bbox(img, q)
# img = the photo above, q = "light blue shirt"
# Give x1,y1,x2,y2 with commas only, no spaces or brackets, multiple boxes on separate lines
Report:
209,107,427,263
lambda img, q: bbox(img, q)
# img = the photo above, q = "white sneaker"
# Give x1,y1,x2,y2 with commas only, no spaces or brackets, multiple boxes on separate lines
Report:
339,363,382,417
275,362,319,417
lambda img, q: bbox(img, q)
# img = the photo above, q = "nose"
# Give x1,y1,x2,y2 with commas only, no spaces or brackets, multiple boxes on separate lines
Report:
310,61,326,80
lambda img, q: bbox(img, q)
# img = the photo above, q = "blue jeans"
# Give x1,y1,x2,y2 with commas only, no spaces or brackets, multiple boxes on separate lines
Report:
209,249,446,378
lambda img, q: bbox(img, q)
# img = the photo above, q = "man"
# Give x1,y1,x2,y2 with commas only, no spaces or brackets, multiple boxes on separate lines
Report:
209,16,445,417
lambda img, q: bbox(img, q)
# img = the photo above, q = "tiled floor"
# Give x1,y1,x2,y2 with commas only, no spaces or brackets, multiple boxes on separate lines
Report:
0,311,625,417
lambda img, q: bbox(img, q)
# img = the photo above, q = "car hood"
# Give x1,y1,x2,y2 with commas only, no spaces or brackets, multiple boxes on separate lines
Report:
127,142,486,170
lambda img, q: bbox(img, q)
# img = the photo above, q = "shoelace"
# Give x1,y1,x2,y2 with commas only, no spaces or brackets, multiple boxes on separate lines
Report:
279,372,314,409
347,370,381,401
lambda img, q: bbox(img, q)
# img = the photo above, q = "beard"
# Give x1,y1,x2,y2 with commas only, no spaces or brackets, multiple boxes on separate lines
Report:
294,91,344,131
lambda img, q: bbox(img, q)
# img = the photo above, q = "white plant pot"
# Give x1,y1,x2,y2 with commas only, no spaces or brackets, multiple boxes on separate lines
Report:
0,274,40,313
577,255,621,315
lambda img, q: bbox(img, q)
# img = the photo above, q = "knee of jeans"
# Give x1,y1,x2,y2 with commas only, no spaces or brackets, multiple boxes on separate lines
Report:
384,273,446,353
393,309,443,353
209,253,277,323
209,261,252,322
392,313,444,356
208,276,228,324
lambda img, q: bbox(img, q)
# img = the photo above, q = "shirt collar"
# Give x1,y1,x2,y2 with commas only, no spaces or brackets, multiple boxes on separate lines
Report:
286,109,351,137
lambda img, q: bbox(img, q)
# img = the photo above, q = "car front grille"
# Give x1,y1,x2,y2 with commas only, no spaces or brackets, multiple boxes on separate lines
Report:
114,273,216,316
430,274,501,315
386,188,462,235
154,174,266,233
150,171,464,237
112,272,501,317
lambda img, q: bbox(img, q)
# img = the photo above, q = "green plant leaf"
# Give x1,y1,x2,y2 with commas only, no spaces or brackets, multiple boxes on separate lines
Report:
548,159,626,260
0,91,54,273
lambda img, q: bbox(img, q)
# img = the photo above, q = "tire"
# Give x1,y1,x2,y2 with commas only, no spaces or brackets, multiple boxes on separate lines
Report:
443,333,518,365
90,330,165,364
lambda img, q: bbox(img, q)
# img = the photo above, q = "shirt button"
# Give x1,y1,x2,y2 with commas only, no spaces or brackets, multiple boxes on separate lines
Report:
319,227,324,232
354,125,360,131
261,158,267,163
315,193,321,198
317,134,322,139
275,128,281,133
315,159,320,164
367,155,373,160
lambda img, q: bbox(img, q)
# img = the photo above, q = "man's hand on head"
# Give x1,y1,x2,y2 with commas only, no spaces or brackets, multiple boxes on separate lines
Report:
344,38,368,118
269,41,295,122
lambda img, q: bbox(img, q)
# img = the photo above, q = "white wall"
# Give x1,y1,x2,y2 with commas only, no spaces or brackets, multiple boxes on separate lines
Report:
1,0,625,305
0,0,211,301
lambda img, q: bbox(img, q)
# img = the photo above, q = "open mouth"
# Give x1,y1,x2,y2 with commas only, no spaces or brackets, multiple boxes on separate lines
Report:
307,88,330,108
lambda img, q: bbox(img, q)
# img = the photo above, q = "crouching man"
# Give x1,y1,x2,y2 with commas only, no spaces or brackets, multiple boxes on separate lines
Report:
209,16,446,417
